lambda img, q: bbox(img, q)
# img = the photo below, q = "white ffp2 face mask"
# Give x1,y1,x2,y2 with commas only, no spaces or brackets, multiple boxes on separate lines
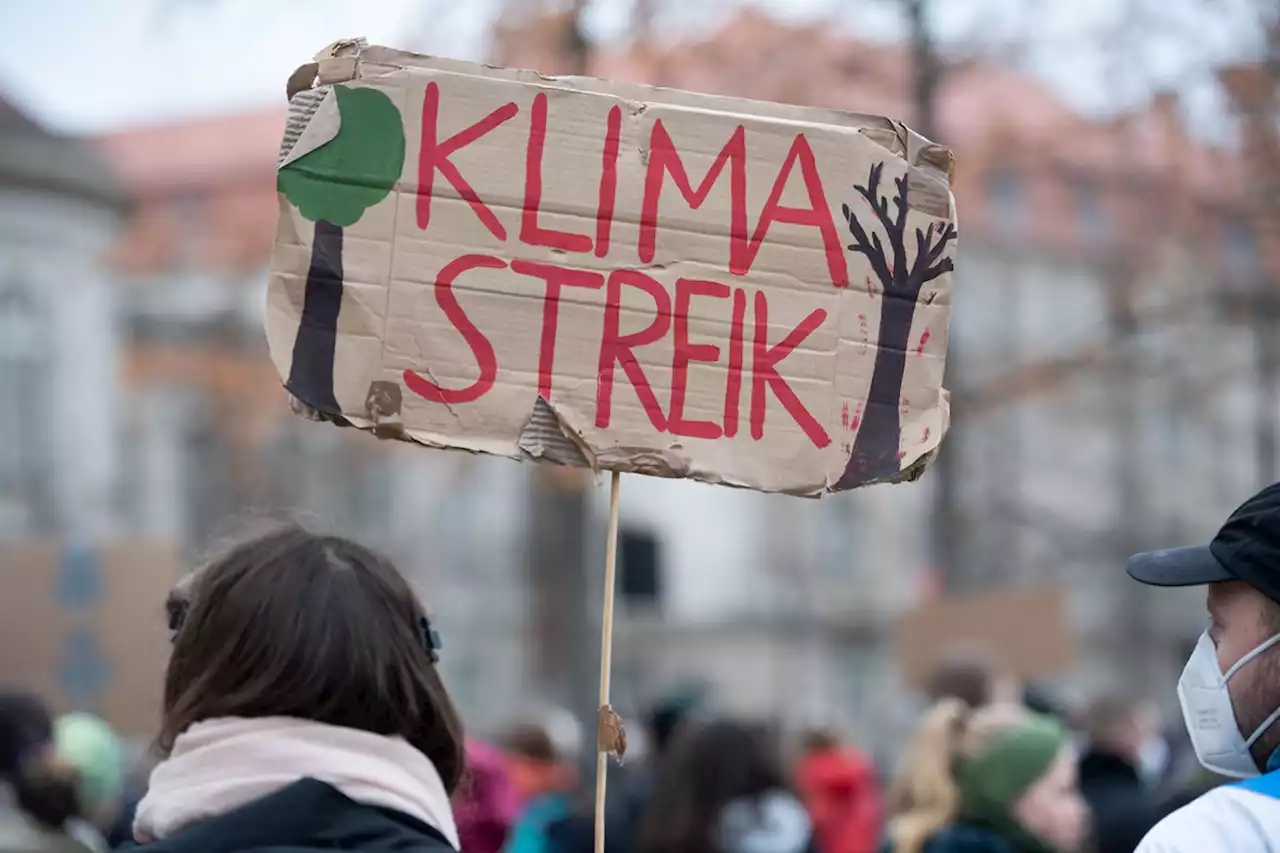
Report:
1178,630,1280,778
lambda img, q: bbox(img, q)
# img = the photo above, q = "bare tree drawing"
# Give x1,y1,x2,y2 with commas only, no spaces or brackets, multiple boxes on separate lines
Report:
838,161,957,488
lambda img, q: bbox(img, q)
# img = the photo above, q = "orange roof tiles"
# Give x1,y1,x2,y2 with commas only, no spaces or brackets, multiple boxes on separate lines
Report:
95,109,282,197
94,110,282,274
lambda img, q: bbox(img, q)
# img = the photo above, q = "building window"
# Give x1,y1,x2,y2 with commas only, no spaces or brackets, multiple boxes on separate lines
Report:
169,194,206,268
1076,182,1110,244
985,168,1026,234
182,398,229,551
1224,219,1258,284
619,527,662,611
0,277,48,532
817,496,857,581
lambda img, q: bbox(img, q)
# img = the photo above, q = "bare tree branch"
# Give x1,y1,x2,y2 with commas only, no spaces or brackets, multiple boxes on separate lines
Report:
852,162,894,233
892,174,909,233
918,256,954,287
913,220,957,286
844,160,958,295
842,201,892,287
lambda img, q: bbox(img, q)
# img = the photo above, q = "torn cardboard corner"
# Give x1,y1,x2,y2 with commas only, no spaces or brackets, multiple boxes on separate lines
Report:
518,396,596,470
264,42,960,495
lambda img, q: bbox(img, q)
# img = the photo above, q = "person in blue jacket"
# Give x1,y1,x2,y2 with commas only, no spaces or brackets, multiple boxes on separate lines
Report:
503,710,583,853
1127,482,1280,851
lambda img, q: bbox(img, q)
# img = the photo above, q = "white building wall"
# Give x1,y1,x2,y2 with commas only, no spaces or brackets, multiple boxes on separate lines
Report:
0,191,122,540
603,475,771,620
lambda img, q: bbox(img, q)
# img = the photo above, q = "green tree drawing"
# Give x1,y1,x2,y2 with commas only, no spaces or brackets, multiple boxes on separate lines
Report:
279,84,405,414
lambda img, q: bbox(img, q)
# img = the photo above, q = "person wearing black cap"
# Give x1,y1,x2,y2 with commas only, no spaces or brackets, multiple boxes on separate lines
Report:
1127,483,1280,851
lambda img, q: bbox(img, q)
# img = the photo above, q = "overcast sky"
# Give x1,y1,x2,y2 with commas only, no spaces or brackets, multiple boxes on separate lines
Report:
0,0,1264,136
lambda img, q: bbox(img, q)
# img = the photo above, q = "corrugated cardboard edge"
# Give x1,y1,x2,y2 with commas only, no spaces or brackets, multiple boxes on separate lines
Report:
517,397,597,471
273,39,956,497
279,87,337,168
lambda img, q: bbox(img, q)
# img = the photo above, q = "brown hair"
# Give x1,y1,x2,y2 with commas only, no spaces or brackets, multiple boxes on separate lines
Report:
502,708,583,765
160,522,465,791
1084,695,1146,748
638,719,791,853
503,724,559,764
1264,596,1280,635
800,726,841,754
924,653,997,708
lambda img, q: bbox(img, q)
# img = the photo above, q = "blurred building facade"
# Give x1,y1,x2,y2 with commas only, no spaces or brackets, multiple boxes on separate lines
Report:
91,111,534,734
496,8,1262,725
1,8,1270,745
0,97,126,542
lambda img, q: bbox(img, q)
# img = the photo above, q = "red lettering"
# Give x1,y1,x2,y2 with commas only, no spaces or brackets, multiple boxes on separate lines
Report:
595,270,671,431
511,259,605,399
723,287,747,437
669,278,729,440
734,134,849,288
639,121,746,265
417,82,518,240
750,290,830,448
595,105,623,259
638,124,846,289
521,93,594,253
403,254,504,405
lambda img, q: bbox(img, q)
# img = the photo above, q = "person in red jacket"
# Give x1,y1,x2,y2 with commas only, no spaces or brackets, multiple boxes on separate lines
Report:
796,729,882,853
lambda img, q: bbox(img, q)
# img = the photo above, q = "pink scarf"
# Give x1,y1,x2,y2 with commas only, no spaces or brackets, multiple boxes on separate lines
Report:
134,717,459,848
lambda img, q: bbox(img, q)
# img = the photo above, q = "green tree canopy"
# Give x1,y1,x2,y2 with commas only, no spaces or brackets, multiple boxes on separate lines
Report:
279,84,406,228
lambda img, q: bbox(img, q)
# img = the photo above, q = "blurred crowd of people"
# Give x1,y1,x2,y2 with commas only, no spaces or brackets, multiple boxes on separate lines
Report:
0,637,1222,853
0,695,148,853
0,519,1254,853
449,653,1221,853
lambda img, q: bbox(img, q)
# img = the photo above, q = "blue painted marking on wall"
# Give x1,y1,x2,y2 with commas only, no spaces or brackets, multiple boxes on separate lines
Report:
55,544,102,609
56,628,109,710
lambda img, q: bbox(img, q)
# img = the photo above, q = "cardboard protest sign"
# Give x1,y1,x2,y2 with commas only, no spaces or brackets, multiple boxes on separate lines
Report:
0,540,180,736
266,40,958,494
894,585,1077,688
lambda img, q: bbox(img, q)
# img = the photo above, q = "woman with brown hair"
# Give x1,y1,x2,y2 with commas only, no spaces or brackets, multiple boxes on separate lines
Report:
884,701,1088,853
130,523,465,853
637,719,814,853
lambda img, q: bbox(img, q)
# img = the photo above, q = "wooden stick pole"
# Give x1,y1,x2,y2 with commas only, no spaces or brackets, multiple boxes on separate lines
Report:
594,471,623,853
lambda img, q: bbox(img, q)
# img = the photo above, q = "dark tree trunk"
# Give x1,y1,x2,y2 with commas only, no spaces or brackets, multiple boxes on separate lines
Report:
838,285,920,487
287,219,344,416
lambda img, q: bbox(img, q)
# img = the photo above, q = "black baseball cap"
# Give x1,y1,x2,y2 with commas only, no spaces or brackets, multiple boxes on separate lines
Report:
1127,483,1280,604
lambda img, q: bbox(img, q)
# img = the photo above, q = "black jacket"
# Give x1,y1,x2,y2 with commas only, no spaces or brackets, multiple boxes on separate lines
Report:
128,778,456,853
107,788,141,849
1077,749,1164,853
